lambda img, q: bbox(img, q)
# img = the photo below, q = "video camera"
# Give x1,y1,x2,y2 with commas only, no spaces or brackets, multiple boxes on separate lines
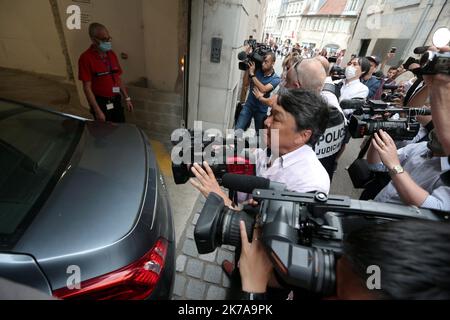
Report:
238,38,272,71
381,84,404,103
194,174,447,296
330,65,345,81
171,129,259,184
414,27,450,75
419,51,450,75
341,100,431,141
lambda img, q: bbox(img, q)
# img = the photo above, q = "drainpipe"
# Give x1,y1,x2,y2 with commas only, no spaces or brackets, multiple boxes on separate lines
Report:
403,0,434,60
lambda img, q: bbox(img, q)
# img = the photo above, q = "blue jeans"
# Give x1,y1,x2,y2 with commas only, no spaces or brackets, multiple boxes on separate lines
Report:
235,103,267,132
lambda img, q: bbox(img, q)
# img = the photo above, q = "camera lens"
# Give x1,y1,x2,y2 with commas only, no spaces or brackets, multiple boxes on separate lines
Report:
194,193,255,254
221,210,255,248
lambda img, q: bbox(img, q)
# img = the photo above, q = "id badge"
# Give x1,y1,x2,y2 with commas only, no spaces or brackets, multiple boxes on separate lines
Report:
106,103,114,111
113,87,121,94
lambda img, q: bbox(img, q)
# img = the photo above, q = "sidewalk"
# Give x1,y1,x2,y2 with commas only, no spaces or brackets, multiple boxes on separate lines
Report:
173,195,239,300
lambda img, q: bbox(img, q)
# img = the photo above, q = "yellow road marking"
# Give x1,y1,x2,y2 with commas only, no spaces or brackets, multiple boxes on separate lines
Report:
149,140,173,177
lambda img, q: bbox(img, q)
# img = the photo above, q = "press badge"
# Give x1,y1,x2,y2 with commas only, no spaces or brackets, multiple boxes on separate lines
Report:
113,87,121,94
106,103,114,111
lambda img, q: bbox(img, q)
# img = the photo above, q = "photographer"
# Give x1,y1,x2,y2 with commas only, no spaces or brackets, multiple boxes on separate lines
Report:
239,219,450,300
282,58,346,180
367,129,450,211
339,57,370,102
362,56,382,100
423,46,450,155
191,89,331,198
191,89,330,278
235,52,281,132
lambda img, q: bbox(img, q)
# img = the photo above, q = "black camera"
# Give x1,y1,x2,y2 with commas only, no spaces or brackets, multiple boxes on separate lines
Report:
381,84,404,103
342,100,431,140
171,129,258,184
238,39,272,71
330,65,345,81
194,175,446,296
419,51,450,75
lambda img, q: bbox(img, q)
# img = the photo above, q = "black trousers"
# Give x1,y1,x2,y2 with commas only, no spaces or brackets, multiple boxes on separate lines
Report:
93,95,125,123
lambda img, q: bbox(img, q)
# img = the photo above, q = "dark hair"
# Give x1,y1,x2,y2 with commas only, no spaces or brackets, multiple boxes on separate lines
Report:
277,89,329,146
344,220,450,300
357,57,371,79
388,66,398,72
266,51,276,63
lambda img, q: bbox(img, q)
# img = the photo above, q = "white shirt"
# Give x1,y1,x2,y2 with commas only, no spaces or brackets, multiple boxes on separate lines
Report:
372,142,450,211
255,145,331,194
339,79,369,102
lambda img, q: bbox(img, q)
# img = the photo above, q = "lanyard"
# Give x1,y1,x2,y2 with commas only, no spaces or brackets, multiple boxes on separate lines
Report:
98,52,117,86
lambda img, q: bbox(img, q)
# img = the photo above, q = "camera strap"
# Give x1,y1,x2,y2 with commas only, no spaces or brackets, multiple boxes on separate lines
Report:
357,137,373,160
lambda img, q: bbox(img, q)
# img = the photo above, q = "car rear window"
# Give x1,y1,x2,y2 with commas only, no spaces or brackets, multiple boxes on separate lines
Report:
0,101,84,248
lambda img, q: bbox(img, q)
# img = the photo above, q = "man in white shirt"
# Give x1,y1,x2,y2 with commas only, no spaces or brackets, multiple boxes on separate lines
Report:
339,57,370,102
368,129,450,212
189,89,331,207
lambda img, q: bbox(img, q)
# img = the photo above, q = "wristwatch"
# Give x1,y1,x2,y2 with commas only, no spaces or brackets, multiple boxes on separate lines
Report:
125,97,132,102
249,74,256,79
241,292,267,300
389,165,404,176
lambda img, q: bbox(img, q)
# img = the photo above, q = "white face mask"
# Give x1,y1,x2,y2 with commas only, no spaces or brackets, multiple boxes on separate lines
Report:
345,65,357,80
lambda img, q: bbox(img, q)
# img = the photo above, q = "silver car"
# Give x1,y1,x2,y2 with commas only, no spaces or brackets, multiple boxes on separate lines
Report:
0,99,175,300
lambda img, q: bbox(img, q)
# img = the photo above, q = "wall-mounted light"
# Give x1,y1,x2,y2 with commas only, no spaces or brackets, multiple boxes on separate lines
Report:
180,57,185,72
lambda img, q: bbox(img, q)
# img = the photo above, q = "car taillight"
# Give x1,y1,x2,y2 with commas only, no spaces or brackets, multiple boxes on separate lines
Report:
53,238,168,300
225,156,255,176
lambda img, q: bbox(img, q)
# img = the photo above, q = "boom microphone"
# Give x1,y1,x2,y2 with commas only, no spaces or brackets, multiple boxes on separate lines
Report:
222,174,270,194
238,51,248,61
340,99,366,110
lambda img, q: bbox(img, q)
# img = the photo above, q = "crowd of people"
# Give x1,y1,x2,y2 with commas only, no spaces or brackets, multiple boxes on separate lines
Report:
190,39,450,300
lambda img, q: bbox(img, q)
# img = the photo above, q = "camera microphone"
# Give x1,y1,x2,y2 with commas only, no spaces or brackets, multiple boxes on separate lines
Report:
238,51,248,61
222,174,286,194
414,46,431,55
222,174,269,194
340,99,366,110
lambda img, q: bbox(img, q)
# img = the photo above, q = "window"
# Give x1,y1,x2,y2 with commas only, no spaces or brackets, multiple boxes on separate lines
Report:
320,19,325,31
345,0,359,12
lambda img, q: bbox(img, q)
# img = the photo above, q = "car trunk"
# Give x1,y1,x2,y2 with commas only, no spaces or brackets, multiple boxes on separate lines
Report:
7,122,159,292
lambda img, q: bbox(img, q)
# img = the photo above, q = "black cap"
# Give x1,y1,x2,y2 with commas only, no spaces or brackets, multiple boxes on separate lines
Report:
366,56,380,66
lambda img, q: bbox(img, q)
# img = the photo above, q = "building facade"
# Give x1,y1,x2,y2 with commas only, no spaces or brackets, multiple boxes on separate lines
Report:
270,0,362,51
297,0,362,53
345,0,449,69
263,0,283,43
278,0,306,43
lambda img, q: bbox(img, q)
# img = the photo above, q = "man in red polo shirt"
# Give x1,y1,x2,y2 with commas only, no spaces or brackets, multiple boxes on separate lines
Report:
78,23,133,123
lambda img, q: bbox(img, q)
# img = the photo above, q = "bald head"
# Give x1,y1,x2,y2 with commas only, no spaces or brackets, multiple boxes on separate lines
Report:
286,58,327,92
297,59,327,93
315,56,331,75
89,23,108,39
